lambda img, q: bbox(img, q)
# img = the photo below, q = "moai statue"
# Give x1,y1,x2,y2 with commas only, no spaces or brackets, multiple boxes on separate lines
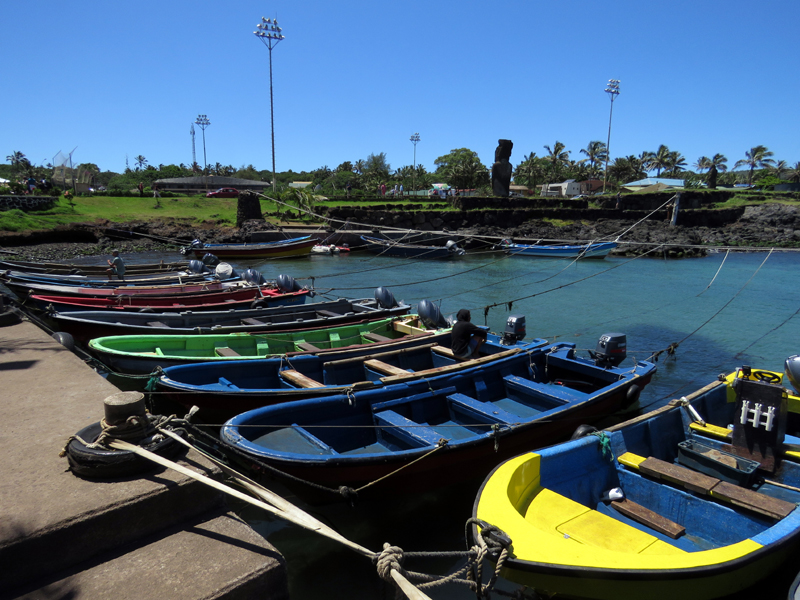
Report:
491,139,513,197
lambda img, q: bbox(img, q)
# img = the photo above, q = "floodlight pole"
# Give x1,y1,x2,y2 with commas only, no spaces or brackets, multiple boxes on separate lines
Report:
195,115,210,191
410,132,420,194
255,17,284,194
602,79,620,194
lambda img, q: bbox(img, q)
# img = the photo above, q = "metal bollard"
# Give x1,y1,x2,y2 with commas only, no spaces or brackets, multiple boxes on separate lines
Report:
103,391,147,426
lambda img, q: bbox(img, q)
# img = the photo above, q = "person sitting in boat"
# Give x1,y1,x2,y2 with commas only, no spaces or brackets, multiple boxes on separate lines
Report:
451,309,486,359
106,249,126,281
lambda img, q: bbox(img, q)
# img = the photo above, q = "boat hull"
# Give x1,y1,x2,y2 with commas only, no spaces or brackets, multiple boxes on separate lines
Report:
188,236,318,259
505,241,617,259
360,235,464,259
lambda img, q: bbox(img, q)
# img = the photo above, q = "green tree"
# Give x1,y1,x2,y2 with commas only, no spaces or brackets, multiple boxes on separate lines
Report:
543,141,570,182
734,145,775,185
768,160,789,179
579,141,607,177
788,161,800,184
513,153,547,192
433,148,488,190
134,155,148,171
649,145,672,176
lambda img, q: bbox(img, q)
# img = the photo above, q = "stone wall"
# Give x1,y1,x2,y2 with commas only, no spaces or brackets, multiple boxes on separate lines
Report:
0,196,56,212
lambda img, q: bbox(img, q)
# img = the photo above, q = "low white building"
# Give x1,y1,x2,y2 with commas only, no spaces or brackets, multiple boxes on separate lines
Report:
540,179,582,197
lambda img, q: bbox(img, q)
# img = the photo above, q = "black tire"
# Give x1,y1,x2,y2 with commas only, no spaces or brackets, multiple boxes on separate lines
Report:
623,384,642,408
52,331,75,351
65,421,187,479
570,424,598,440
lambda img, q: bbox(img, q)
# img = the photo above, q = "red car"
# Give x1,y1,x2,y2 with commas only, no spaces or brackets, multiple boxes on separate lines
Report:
206,187,239,198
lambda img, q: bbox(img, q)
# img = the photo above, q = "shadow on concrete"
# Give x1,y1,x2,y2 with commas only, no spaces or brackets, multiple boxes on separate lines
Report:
0,359,39,371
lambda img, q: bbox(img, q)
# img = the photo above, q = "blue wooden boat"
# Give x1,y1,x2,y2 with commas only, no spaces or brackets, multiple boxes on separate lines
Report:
360,235,465,259
157,324,550,416
500,239,617,259
471,365,800,600
219,341,656,497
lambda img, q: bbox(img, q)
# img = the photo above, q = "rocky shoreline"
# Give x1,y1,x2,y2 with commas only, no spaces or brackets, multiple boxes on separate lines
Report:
1,203,798,262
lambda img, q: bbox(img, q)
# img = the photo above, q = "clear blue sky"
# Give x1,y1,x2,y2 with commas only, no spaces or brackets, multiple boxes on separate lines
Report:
3,0,798,176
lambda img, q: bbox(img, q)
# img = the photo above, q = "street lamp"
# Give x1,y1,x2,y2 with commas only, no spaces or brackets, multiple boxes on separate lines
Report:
410,132,420,194
195,114,210,191
254,16,285,194
602,79,620,194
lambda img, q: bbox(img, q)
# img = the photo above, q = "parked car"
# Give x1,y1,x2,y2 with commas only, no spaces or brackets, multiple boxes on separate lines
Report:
206,188,239,198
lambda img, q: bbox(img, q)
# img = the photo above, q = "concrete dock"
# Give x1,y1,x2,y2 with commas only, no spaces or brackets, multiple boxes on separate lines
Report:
0,315,288,599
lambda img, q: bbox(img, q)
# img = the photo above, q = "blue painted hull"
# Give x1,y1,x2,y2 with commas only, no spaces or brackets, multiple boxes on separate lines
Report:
220,343,656,497
504,241,617,259
360,235,464,259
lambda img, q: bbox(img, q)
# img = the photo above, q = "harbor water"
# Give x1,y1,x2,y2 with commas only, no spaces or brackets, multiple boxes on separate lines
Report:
17,246,800,598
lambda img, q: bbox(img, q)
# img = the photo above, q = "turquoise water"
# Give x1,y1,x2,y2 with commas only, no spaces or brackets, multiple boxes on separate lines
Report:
225,248,800,600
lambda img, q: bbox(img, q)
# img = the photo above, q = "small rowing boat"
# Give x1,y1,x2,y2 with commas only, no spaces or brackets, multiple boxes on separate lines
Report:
180,235,319,259
360,235,465,259
500,239,617,259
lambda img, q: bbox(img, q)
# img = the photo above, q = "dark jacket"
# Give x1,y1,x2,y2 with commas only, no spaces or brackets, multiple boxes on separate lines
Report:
450,309,487,356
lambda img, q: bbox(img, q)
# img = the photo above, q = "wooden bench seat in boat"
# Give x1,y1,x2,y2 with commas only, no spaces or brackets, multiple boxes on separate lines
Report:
525,488,686,555
447,393,518,425
317,310,341,318
146,321,169,328
279,369,326,388
215,347,241,357
610,498,686,539
295,341,322,352
374,409,443,447
618,452,796,519
503,375,575,407
363,359,411,377
240,317,266,326
218,377,241,390
431,345,456,358
363,332,393,343
689,422,800,463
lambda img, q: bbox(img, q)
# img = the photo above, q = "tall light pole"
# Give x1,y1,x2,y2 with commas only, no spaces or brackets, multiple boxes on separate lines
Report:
190,123,196,170
602,79,620,194
410,132,420,195
195,114,210,191
254,16,284,194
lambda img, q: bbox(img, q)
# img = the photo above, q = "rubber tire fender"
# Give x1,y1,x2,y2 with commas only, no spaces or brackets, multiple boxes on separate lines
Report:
65,421,186,479
52,331,75,351
623,384,641,409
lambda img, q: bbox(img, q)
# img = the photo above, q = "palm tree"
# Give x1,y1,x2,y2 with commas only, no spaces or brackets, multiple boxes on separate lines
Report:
664,151,687,177
788,161,800,183
769,160,789,179
694,156,711,173
704,154,728,189
134,155,148,171
514,153,546,192
579,141,607,175
543,141,570,182
734,145,775,185
353,159,366,175
650,145,672,176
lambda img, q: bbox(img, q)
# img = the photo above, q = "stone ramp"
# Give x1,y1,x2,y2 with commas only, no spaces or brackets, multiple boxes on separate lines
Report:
0,319,287,599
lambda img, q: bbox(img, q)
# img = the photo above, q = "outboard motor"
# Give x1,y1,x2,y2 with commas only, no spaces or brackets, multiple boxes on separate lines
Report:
277,274,302,293
215,262,235,280
786,355,800,393
187,259,206,274
417,299,449,329
445,240,466,256
374,286,397,309
201,253,220,267
501,314,527,345
243,268,265,285
590,333,627,368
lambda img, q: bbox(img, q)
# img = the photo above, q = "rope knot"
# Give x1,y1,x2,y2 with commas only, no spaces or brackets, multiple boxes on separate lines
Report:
375,543,405,582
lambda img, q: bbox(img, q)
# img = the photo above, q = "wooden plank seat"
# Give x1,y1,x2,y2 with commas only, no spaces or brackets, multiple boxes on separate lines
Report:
295,342,322,352
364,359,411,377
279,369,326,388
610,498,686,539
618,452,796,520
146,321,169,328
363,332,393,343
317,310,341,318
215,347,241,357
374,409,444,447
431,345,456,358
447,392,518,425
240,317,266,326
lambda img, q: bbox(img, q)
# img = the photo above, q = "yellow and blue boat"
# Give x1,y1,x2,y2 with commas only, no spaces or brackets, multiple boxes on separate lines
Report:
472,364,800,600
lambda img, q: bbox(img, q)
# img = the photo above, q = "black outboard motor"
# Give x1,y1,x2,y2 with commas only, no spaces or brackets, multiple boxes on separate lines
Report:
374,286,397,309
418,299,449,329
243,269,265,285
501,314,526,345
590,333,627,368
277,274,302,293
201,253,220,267
786,355,800,393
187,259,206,274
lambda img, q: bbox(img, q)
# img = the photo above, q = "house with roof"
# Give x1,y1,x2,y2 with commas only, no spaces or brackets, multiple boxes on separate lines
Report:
153,176,269,194
622,177,685,192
